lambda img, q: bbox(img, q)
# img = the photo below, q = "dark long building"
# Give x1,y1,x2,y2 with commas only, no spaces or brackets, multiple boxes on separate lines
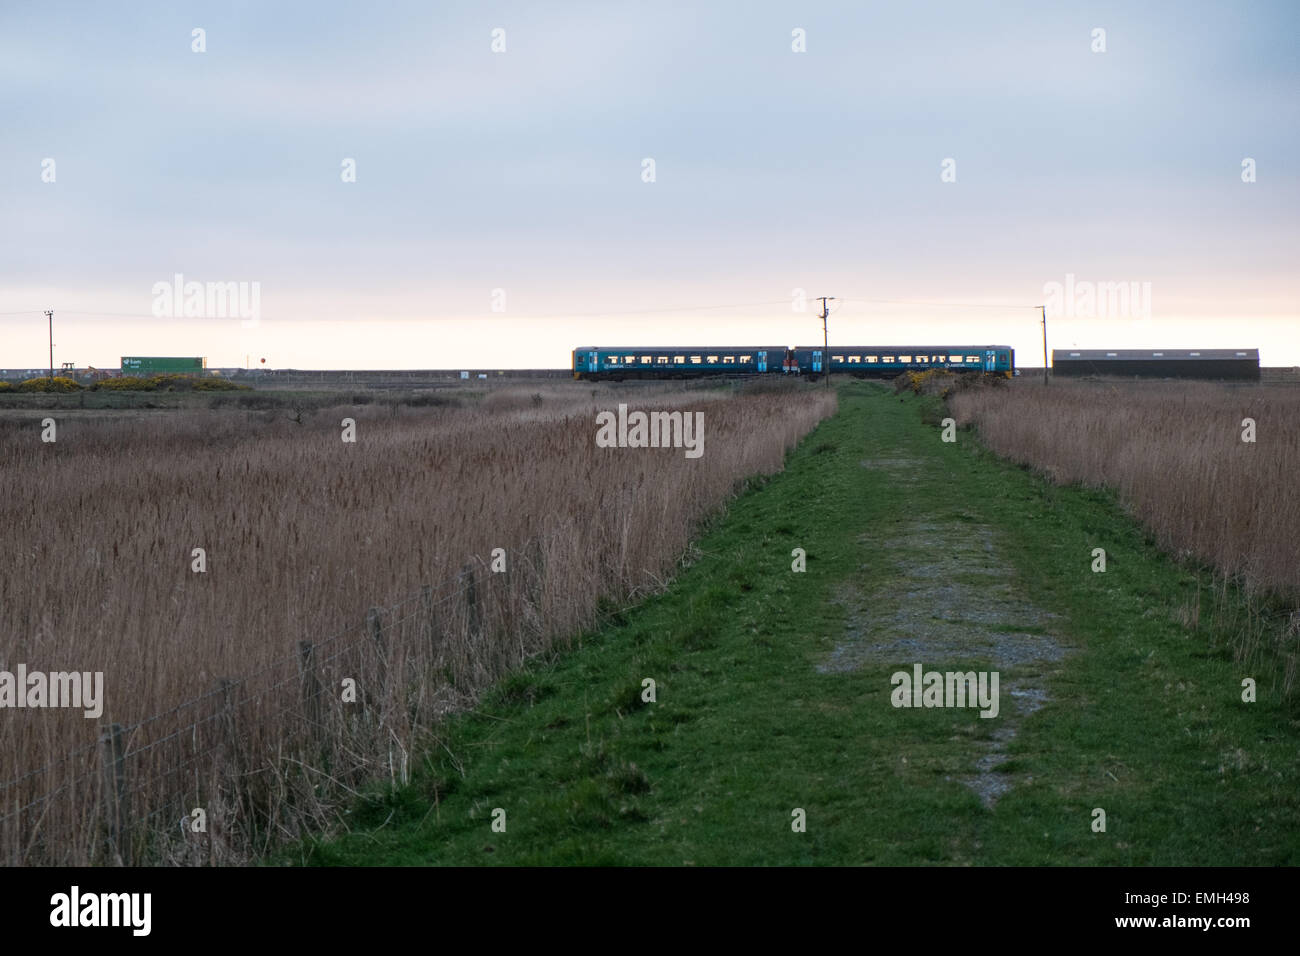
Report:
1052,348,1260,381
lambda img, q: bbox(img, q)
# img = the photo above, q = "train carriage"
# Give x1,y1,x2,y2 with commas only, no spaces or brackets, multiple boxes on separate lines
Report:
573,346,790,380
804,345,1014,377
574,345,1014,379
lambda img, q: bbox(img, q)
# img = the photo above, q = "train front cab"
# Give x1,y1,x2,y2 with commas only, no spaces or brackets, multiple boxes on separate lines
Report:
968,348,1015,376
573,348,598,379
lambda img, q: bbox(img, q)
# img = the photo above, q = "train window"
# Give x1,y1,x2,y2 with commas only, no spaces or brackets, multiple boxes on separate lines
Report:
690,355,702,364
847,355,859,364
605,355,619,364
739,354,751,363
673,356,686,365
865,355,877,363
707,355,719,363
935,354,946,363
965,356,979,363
882,356,895,363
899,355,911,363
641,356,652,364
832,355,844,363
915,355,928,364
656,356,669,364
722,355,735,364
624,355,636,364
999,352,1007,363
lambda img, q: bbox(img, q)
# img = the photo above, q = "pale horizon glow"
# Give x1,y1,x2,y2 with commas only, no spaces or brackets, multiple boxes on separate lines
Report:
2,1,1296,369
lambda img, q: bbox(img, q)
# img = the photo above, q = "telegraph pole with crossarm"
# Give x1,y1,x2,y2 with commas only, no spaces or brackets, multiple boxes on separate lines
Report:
1040,304,1049,386
816,296,835,388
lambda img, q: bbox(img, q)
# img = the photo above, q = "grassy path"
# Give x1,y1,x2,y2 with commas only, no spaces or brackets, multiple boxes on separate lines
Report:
283,382,1298,865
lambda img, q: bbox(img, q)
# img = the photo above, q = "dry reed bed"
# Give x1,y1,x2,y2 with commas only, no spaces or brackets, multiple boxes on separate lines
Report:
950,380,1300,633
0,384,836,864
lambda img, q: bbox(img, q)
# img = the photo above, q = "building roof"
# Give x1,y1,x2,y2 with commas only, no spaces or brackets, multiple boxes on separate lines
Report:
1052,349,1258,361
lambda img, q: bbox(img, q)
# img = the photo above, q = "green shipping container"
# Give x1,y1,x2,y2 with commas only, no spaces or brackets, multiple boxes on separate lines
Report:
120,356,207,374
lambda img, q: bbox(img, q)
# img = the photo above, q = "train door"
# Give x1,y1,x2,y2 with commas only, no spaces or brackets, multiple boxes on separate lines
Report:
757,350,767,373
812,350,823,374
983,349,995,372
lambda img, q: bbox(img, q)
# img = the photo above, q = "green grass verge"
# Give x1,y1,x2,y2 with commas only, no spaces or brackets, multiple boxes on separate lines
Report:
276,381,1299,866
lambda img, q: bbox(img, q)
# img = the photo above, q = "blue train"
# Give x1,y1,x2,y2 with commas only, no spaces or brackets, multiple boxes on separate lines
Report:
573,345,1015,379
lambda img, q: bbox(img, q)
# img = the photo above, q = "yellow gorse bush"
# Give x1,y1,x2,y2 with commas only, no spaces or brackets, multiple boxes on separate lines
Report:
93,374,247,391
16,376,82,392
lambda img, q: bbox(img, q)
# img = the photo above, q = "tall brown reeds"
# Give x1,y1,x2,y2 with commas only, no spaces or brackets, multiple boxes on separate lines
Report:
950,381,1300,686
0,384,836,864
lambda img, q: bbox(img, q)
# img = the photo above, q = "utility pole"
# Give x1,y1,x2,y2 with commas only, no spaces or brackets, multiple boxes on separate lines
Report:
816,296,834,388
45,310,54,382
1039,305,1048,386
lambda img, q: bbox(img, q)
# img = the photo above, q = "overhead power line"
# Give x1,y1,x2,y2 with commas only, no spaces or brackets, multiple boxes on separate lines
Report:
839,297,1041,310
51,310,168,318
38,301,802,322
10,295,1046,325
522,299,796,319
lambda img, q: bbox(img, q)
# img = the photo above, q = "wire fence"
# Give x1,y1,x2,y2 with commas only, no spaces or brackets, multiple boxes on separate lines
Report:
0,527,572,866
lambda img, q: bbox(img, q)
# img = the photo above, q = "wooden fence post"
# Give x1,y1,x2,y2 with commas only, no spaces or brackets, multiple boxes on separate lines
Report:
462,563,481,640
367,607,387,703
527,538,545,634
215,677,242,866
99,722,128,865
421,584,436,654
218,678,240,761
298,641,322,747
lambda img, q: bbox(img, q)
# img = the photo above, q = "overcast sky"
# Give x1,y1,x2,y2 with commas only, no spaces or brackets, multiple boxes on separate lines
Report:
2,0,1296,369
